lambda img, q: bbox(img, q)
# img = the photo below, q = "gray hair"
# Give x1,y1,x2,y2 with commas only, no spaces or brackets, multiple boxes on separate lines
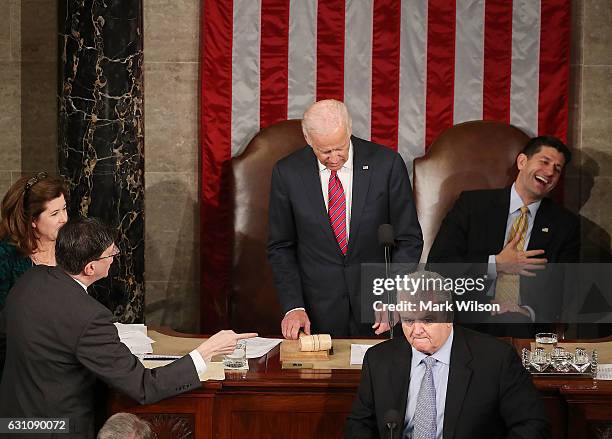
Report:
302,99,352,140
97,413,153,439
397,270,454,323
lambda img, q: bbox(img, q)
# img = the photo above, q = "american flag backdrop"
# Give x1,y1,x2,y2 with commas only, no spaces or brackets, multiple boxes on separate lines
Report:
199,0,571,330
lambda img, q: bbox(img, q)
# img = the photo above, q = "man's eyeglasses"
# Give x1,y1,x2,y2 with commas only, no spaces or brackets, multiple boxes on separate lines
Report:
96,250,121,260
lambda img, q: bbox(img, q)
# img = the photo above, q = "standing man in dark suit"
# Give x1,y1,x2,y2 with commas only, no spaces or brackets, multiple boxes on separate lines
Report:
268,99,423,339
345,271,550,439
0,217,256,438
427,136,579,334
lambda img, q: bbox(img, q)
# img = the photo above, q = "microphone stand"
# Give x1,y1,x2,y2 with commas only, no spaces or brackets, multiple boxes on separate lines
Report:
384,244,393,339
384,414,398,439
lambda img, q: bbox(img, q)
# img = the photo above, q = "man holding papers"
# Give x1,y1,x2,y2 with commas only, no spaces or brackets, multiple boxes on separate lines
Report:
0,217,256,438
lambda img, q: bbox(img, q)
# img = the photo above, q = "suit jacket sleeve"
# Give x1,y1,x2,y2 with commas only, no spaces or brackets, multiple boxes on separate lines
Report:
267,164,305,313
498,344,551,439
345,350,379,439
76,308,201,405
389,152,423,264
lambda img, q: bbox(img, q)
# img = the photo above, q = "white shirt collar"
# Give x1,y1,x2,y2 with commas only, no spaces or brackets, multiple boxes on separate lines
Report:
72,277,89,293
510,183,541,218
317,139,353,172
411,327,454,366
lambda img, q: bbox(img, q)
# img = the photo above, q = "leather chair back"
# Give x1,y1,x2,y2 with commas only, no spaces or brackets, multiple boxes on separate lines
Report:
413,120,529,262
231,120,306,335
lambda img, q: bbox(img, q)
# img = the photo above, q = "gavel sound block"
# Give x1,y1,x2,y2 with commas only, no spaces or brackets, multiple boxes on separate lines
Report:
280,333,333,362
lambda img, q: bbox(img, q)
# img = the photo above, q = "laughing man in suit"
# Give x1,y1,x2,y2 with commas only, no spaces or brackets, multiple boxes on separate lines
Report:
267,99,423,339
345,271,550,439
427,135,579,336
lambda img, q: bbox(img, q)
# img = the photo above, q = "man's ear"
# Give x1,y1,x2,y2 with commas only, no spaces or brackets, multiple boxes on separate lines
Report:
516,153,528,171
83,261,96,276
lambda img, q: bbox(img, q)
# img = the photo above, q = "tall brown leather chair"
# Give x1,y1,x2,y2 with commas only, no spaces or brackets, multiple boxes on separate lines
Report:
231,120,306,335
413,120,529,262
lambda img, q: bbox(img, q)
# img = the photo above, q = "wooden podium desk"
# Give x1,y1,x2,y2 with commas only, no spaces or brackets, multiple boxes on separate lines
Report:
108,329,612,439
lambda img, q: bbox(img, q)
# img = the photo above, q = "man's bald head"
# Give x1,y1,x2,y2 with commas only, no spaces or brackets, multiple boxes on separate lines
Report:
302,99,352,140
302,100,353,171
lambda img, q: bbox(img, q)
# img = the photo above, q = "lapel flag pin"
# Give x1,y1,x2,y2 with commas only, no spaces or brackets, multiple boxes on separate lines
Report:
542,227,549,233
363,165,369,170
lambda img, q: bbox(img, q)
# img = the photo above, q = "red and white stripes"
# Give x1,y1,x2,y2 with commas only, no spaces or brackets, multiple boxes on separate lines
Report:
199,0,571,329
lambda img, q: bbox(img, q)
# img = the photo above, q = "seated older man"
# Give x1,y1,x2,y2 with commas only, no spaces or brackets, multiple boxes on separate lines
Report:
345,271,550,439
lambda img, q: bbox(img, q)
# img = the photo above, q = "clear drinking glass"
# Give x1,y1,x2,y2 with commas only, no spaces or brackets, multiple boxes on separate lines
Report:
535,332,558,352
223,340,247,369
531,347,550,372
551,347,571,372
573,347,590,373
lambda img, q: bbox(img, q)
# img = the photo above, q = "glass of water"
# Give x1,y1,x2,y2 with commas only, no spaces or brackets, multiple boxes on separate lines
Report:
223,340,247,369
573,347,590,373
535,332,557,352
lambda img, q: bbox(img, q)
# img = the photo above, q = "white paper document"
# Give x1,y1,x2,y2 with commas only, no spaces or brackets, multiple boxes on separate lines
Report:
115,323,154,355
596,364,612,380
350,344,374,365
245,337,283,358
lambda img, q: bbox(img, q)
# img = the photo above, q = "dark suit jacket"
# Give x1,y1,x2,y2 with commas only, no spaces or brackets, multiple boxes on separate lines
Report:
427,187,580,323
0,266,201,438
267,136,423,336
345,326,550,439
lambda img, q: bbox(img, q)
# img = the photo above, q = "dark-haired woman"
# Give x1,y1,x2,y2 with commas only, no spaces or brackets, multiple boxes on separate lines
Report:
0,172,69,371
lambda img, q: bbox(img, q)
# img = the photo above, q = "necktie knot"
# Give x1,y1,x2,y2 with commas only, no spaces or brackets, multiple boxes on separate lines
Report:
330,170,337,179
422,356,436,370
520,205,529,215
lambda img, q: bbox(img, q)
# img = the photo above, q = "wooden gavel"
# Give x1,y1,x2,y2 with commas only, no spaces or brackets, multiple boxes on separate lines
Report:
298,331,332,352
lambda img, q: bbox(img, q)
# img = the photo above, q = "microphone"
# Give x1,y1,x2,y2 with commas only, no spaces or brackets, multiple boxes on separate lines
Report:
383,409,401,439
378,224,395,338
378,224,395,247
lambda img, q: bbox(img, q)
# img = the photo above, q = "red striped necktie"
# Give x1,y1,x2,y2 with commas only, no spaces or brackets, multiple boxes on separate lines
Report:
328,170,348,255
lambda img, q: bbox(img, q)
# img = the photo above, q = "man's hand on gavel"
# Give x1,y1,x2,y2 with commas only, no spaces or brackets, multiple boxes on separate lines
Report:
281,309,311,340
196,330,258,362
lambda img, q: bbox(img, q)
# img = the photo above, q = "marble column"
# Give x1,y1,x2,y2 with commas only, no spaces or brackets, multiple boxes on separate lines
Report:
58,0,145,322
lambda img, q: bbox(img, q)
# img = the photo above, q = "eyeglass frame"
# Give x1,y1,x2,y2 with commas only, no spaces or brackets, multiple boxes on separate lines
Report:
95,249,121,261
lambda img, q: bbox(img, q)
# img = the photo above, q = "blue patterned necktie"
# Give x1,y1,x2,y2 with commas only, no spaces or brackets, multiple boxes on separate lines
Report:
411,356,437,439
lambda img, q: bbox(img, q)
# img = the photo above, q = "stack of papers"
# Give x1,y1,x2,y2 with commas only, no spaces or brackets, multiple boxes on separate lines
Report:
115,323,155,355
245,337,283,358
